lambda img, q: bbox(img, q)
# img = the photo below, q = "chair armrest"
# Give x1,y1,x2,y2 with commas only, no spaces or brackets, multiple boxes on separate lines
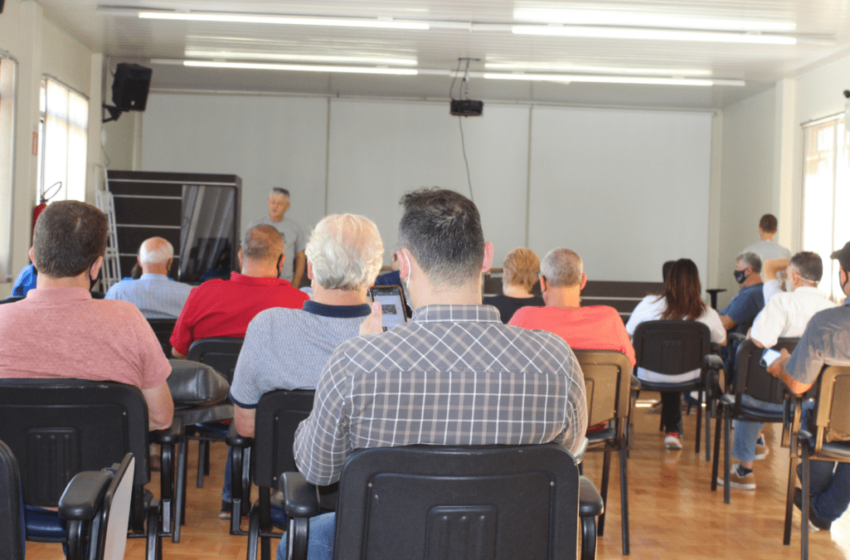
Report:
151,418,183,445
578,476,604,518
280,472,321,518
727,332,746,344
226,422,253,448
703,354,724,371
574,438,588,464
58,471,112,521
629,375,641,392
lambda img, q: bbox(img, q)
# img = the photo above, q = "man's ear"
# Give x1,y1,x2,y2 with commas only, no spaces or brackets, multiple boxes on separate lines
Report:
481,241,494,273
538,275,547,293
166,258,173,273
28,247,36,266
237,248,243,269
91,256,104,280
580,273,587,291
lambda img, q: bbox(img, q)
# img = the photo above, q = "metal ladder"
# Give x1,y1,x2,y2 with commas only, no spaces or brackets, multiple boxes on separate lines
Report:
94,165,122,290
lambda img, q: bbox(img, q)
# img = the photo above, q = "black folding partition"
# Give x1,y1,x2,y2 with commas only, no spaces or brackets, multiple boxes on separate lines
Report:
106,171,241,284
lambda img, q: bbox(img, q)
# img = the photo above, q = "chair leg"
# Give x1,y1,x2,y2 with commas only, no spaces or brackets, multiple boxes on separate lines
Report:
197,440,207,488
174,438,187,542
619,448,630,556
581,516,598,560
703,390,711,462
598,451,611,537
260,490,273,560
783,444,798,545
247,507,260,560
711,404,722,493
204,441,211,476
695,392,703,456
801,445,810,560
724,406,731,504
146,499,161,560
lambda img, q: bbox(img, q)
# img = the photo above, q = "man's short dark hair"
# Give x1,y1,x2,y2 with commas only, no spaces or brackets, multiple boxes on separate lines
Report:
33,201,107,278
270,187,290,199
242,224,284,261
790,251,823,283
398,188,484,286
759,214,778,234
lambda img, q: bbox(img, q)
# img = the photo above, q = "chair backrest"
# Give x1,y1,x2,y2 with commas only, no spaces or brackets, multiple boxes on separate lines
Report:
186,337,244,384
733,338,798,406
91,454,134,560
333,445,579,560
573,350,633,429
146,319,177,357
0,440,25,560
814,365,850,444
0,380,149,507
632,320,711,375
252,389,315,488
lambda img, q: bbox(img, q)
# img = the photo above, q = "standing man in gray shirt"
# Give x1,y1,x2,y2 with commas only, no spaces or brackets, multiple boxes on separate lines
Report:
249,187,307,286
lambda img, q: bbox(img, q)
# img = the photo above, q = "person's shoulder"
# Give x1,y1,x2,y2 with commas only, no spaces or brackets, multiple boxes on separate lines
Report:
502,322,573,353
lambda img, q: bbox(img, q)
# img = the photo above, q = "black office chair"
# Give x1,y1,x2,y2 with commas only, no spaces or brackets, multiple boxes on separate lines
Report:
0,441,135,560
783,365,850,560
711,338,798,503
281,444,602,560
226,389,316,555
185,337,243,490
0,379,182,560
147,319,177,357
574,350,634,555
632,320,724,461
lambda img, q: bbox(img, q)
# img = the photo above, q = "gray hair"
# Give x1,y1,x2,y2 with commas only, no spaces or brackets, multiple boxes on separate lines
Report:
242,224,284,262
270,187,290,200
138,238,174,265
306,214,383,291
736,251,762,273
789,251,823,283
540,248,583,287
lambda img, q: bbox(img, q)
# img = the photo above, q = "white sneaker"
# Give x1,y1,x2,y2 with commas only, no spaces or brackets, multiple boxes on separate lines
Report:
665,433,683,450
755,434,769,460
716,463,756,490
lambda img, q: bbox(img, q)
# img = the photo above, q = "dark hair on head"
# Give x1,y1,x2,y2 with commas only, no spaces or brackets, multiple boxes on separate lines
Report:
398,187,485,286
759,214,778,234
241,224,284,262
658,258,707,321
270,187,290,199
662,260,676,283
33,201,107,278
790,251,823,283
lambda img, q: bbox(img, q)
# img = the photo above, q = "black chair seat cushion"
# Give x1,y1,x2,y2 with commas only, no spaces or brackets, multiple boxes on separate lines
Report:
167,360,229,405
174,403,233,426
636,379,702,393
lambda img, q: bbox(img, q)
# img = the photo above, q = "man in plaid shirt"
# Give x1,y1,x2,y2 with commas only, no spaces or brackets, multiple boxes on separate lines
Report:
285,188,587,560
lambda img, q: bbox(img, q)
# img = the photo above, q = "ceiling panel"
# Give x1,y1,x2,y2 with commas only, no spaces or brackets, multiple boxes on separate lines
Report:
36,0,850,109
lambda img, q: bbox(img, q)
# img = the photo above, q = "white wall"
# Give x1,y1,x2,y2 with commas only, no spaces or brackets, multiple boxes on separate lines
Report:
141,93,714,278
717,87,776,308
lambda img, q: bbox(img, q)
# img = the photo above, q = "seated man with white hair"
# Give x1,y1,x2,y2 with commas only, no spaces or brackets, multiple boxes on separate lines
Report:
105,237,193,319
221,214,383,516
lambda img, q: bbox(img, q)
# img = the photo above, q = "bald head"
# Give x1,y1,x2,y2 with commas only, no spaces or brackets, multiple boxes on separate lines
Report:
241,225,285,277
540,248,583,288
138,237,174,275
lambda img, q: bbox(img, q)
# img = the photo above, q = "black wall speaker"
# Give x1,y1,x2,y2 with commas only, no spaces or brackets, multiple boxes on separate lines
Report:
0,0,5,15
111,63,152,112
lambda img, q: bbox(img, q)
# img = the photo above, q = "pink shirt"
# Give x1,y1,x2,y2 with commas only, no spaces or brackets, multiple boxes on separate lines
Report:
0,287,171,390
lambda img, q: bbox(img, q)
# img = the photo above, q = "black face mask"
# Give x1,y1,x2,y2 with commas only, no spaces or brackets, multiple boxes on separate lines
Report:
733,269,748,284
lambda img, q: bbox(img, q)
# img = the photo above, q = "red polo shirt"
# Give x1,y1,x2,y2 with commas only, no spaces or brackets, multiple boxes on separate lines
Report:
170,272,309,356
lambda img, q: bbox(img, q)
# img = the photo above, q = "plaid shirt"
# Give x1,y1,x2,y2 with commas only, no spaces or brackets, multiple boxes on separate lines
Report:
294,304,587,485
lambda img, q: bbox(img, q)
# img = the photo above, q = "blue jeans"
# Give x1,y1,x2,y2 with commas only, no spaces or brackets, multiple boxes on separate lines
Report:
277,512,336,560
222,447,233,501
732,395,783,463
801,400,850,522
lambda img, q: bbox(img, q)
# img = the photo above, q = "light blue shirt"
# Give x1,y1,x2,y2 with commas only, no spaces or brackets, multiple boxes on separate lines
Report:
104,273,194,319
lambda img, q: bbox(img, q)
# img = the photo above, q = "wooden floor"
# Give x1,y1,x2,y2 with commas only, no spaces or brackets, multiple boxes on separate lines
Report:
26,394,850,560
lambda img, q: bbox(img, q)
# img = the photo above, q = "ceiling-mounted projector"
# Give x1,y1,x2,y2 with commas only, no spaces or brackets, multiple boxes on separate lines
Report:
450,99,484,117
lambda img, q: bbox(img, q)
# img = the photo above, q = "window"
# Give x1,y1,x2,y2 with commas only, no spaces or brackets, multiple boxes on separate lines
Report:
0,53,17,281
801,115,850,302
38,77,88,203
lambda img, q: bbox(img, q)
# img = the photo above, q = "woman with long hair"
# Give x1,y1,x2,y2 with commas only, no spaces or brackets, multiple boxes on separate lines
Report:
626,259,726,450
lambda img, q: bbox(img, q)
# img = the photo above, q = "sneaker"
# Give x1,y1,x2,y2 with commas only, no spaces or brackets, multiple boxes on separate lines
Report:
755,435,769,460
219,499,232,519
717,463,756,490
794,488,832,531
665,433,683,450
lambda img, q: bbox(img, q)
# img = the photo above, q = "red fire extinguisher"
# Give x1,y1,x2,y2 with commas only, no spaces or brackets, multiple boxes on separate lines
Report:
32,181,62,240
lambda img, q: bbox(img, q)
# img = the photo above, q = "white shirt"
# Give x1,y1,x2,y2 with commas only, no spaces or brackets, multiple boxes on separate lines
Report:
749,286,837,349
763,279,782,303
741,239,792,264
625,295,726,383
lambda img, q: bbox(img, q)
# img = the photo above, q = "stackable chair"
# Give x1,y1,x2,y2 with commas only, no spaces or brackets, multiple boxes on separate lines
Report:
0,379,182,560
280,444,603,560
574,349,634,555
711,338,798,503
146,318,178,357
185,337,244,490
226,389,316,555
783,365,850,560
631,320,724,461
0,441,135,560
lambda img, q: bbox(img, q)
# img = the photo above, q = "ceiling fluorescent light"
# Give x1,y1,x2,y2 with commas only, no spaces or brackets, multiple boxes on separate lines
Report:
513,8,796,32
183,60,418,75
485,62,712,76
483,73,745,87
512,25,796,45
139,11,429,30
184,50,417,66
